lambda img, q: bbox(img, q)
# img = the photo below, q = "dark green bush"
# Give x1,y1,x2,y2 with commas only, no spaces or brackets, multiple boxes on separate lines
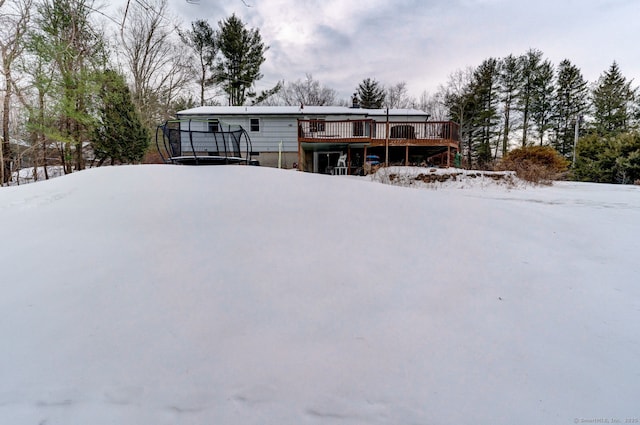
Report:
572,132,640,184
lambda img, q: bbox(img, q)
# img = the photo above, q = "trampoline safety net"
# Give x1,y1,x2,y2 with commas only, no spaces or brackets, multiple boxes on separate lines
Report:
156,119,258,165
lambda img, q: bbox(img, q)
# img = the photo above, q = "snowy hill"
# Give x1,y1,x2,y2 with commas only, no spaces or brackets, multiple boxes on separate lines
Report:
1,165,639,425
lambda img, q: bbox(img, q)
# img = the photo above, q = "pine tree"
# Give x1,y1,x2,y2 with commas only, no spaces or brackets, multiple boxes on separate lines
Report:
498,54,521,157
30,0,108,173
551,59,588,159
356,78,385,108
180,19,218,107
93,69,149,165
530,59,555,145
468,58,501,166
517,49,543,146
214,14,268,106
591,62,636,136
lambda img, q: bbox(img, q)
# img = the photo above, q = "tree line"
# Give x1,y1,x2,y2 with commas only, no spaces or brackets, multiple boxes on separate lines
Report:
0,0,272,184
1,0,638,184
270,51,640,184
438,50,639,183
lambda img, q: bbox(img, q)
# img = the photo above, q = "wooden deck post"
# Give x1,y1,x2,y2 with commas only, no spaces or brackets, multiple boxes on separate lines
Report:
405,146,409,166
385,108,389,167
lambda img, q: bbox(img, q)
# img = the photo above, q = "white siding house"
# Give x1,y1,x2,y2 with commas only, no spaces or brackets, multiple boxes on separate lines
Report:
175,106,432,168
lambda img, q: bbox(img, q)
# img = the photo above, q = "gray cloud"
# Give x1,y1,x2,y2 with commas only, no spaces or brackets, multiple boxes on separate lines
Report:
138,0,640,101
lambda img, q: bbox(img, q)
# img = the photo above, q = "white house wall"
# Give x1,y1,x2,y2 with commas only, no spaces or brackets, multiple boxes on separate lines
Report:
178,120,209,152
242,116,298,153
178,115,298,153
177,110,432,153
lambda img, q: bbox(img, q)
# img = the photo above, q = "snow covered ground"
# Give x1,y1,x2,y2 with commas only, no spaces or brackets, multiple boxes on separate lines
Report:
1,165,639,425
11,166,67,185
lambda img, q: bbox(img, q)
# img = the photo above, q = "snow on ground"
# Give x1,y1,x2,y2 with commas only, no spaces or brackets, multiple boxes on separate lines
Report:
1,165,639,425
11,166,67,184
368,166,526,190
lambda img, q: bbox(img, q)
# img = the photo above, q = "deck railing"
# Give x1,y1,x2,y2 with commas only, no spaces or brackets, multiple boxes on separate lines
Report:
298,120,373,142
298,119,460,143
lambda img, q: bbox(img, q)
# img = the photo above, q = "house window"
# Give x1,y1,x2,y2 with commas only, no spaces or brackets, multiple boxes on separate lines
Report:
310,119,326,133
250,118,260,132
208,120,219,132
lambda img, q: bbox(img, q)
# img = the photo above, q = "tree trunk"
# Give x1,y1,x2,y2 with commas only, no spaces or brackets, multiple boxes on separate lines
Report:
39,91,49,179
75,141,83,171
521,102,529,147
502,104,510,157
2,66,12,184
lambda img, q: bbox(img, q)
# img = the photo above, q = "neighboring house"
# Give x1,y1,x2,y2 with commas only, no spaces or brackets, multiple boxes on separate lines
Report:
166,105,460,173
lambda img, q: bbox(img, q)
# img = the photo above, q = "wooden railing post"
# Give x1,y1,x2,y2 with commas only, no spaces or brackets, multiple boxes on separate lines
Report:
385,108,389,167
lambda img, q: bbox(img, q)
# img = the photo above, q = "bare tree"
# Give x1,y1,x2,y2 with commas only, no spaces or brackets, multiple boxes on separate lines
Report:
417,90,447,120
441,67,475,166
276,73,337,106
0,0,32,184
385,81,414,109
120,0,193,129
13,53,56,180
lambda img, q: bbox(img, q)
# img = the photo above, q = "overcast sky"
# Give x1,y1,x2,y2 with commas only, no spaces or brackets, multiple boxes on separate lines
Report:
143,0,640,102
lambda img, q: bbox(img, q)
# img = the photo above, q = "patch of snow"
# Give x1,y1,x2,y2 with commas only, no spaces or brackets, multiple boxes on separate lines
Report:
368,166,529,190
10,166,67,186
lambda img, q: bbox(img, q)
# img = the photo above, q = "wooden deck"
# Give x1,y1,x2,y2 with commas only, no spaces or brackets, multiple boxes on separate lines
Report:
298,119,461,172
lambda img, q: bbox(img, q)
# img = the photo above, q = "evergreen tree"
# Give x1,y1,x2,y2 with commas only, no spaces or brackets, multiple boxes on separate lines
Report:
551,59,588,159
93,69,149,165
498,54,521,156
468,58,501,166
30,0,108,173
591,62,636,136
530,59,555,145
356,78,385,108
574,131,640,183
214,14,268,106
180,19,218,107
517,49,543,146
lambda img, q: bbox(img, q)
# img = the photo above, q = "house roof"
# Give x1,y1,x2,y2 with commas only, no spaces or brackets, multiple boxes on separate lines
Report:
177,105,430,118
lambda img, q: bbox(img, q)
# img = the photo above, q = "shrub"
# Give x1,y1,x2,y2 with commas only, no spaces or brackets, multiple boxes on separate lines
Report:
498,146,569,184
572,132,640,184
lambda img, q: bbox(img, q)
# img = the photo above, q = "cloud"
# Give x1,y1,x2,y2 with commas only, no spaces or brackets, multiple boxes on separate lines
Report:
146,0,640,101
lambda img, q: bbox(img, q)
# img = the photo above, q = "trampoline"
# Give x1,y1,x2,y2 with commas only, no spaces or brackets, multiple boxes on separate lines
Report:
156,119,259,166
